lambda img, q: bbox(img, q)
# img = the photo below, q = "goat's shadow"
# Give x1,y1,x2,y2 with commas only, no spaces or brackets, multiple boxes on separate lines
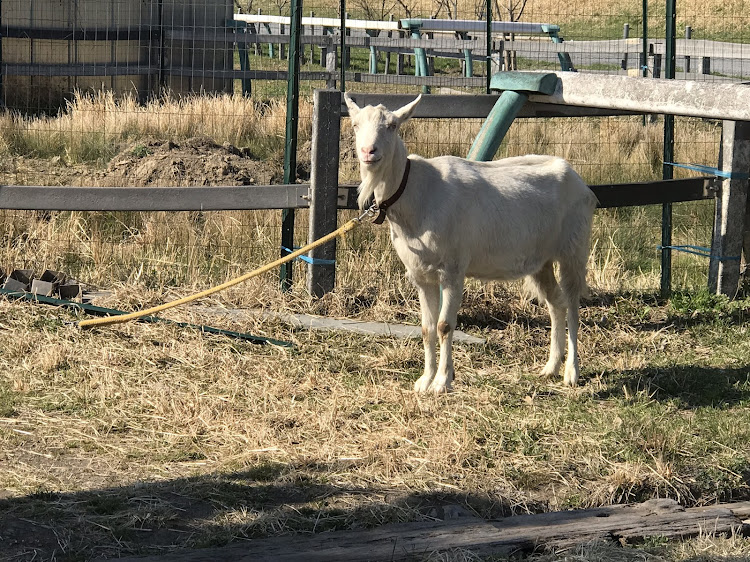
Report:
455,291,750,410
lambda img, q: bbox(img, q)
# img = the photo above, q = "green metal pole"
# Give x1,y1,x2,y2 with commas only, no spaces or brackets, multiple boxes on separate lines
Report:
340,0,346,92
486,0,492,93
280,0,303,291
467,91,528,161
408,24,429,94
661,0,676,297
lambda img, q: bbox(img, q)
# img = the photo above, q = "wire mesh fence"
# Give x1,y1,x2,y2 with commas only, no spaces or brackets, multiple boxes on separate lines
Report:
0,0,745,303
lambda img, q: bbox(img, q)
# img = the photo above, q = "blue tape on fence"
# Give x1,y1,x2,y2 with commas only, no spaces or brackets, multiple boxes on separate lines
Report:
658,244,741,261
281,246,336,266
664,161,750,180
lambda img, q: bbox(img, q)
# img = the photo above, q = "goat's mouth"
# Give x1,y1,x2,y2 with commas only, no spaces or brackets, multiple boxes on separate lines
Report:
360,156,382,165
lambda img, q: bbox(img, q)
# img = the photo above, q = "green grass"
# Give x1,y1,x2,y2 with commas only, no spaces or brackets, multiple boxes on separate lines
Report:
0,381,18,417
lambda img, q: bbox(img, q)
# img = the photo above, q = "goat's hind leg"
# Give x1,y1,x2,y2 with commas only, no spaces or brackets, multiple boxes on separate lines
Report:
559,260,586,387
413,282,440,393
528,262,567,380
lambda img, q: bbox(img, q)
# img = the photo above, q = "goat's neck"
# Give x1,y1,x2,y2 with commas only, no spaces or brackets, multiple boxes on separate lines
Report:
358,142,409,210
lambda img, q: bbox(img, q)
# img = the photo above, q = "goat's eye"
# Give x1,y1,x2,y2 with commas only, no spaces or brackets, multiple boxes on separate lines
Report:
387,122,397,130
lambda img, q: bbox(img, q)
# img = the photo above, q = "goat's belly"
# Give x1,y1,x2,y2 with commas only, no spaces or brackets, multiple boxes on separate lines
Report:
466,255,548,281
399,252,441,283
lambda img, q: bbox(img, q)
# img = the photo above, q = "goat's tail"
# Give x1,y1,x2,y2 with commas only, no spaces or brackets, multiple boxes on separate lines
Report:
560,189,598,302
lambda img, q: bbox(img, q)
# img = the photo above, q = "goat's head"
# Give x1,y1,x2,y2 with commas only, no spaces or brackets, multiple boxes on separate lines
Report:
344,93,421,171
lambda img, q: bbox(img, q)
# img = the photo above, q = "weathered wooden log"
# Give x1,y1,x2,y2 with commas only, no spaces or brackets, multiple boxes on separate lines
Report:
116,499,748,562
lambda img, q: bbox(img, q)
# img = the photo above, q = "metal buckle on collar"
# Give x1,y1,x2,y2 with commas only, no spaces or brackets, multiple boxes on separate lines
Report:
357,202,380,222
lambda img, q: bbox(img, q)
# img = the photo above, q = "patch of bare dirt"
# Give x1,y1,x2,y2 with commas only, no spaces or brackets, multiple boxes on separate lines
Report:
0,136,309,188
93,136,282,187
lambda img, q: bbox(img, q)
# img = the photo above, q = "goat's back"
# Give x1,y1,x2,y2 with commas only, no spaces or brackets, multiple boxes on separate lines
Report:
391,154,597,282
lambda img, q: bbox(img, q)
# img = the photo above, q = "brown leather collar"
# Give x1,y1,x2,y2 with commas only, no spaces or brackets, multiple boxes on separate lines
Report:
373,158,411,225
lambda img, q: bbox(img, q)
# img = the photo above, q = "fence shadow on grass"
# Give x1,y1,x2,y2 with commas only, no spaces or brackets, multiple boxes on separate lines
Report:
0,463,534,561
594,364,750,408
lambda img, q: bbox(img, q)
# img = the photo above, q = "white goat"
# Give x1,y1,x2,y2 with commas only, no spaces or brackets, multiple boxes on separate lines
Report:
345,93,598,393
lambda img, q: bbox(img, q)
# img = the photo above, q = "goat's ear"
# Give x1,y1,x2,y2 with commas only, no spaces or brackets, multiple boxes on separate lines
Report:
343,92,360,118
393,94,421,125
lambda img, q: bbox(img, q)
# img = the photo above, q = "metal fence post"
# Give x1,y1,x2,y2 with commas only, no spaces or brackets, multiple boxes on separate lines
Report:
660,0,676,298
339,1,346,92
709,120,750,297
307,90,342,297
280,0,303,291
486,0,492,93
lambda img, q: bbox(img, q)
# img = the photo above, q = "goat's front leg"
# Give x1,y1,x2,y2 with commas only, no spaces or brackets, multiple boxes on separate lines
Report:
428,278,464,394
413,282,440,393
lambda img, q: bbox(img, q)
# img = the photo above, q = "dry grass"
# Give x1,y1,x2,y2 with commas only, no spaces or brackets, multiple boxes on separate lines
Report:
0,90,311,166
4,281,750,560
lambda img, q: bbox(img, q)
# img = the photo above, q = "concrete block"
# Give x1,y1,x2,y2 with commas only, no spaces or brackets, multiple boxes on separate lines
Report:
59,282,82,300
2,277,28,292
31,279,56,297
4,269,33,291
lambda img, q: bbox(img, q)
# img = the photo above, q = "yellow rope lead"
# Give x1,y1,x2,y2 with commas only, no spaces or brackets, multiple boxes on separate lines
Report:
79,218,363,329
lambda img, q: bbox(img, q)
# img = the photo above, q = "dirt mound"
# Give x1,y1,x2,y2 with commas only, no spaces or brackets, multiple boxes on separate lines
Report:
94,137,281,187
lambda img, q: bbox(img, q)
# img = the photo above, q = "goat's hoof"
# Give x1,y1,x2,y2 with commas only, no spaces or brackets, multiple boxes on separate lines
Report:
563,367,580,387
414,375,434,393
540,362,561,378
427,382,451,394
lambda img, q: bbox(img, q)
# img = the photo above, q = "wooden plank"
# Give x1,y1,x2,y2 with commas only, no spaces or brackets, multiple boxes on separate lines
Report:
0,180,712,214
167,30,335,46
340,94,639,119
2,63,153,77
502,38,750,59
350,73,486,87
234,13,400,31
197,307,486,343
592,177,716,208
530,72,750,121
179,29,479,51
0,185,310,211
336,178,715,212
709,120,750,296
115,499,745,562
230,33,335,47
401,18,558,35
166,68,331,81
307,90,341,297
1,26,158,41
344,36,479,50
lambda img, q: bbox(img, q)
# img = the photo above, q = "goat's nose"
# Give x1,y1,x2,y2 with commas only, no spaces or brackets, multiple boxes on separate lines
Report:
360,145,377,156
